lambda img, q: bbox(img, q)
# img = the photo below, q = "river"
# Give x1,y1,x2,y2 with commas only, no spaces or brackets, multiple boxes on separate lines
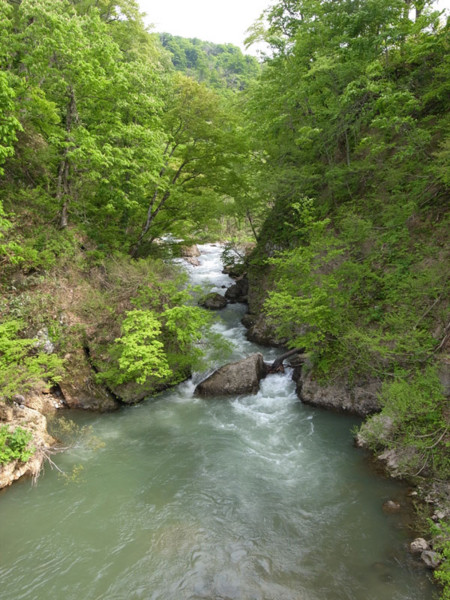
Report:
0,244,436,600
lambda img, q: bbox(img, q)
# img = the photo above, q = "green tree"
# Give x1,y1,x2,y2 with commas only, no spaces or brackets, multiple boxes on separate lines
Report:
131,74,243,255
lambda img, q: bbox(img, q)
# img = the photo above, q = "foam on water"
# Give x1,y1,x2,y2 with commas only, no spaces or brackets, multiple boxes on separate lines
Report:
0,243,436,600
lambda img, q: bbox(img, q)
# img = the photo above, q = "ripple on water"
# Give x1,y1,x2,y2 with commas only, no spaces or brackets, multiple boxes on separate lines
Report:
0,244,437,600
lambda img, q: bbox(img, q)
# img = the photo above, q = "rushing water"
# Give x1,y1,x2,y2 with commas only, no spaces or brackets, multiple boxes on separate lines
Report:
0,244,435,600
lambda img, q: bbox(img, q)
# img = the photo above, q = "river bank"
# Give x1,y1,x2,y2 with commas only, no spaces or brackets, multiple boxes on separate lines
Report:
2,246,444,600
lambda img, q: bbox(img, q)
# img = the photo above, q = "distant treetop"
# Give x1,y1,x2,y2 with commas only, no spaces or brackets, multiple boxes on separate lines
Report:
159,33,260,92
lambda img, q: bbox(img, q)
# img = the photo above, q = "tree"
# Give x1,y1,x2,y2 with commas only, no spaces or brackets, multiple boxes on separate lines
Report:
131,74,243,255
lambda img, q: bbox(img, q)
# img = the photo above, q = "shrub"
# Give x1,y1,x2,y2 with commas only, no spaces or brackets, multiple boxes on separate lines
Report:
429,520,450,600
378,367,449,478
0,319,64,399
0,425,35,465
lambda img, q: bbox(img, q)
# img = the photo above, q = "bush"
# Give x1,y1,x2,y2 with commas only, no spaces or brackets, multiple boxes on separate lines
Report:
377,367,449,478
0,319,64,399
430,520,450,600
0,425,34,465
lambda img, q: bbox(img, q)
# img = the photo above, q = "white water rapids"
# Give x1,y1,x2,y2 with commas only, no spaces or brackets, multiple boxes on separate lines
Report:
0,244,435,600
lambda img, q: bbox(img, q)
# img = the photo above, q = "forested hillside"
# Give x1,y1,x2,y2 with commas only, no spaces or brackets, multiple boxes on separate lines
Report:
242,2,449,590
159,33,260,91
0,0,449,594
243,0,449,482
0,0,247,412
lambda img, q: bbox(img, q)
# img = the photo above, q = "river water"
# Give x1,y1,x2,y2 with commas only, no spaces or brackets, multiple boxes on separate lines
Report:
0,244,435,600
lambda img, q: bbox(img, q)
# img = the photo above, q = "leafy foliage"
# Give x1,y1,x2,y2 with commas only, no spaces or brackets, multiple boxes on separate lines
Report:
0,320,64,400
0,425,35,465
372,367,449,478
159,33,260,92
243,0,449,499
101,310,170,386
429,519,450,599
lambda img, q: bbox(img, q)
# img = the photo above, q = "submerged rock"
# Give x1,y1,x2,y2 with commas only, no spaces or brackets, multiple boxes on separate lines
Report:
195,353,266,397
382,500,401,513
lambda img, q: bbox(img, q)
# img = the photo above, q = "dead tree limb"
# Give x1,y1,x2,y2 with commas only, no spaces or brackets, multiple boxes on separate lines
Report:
269,348,306,372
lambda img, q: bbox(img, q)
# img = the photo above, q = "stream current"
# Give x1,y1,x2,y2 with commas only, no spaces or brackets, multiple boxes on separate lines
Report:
0,244,436,600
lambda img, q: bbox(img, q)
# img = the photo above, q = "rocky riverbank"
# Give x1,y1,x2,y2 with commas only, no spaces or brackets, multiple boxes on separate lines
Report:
0,397,56,489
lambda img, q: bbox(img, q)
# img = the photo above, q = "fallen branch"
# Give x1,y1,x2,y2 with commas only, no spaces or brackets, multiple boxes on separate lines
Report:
269,348,306,373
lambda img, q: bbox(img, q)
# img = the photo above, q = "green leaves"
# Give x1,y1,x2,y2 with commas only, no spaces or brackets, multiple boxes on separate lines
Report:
114,310,171,385
0,320,64,399
160,33,260,93
374,366,449,478
0,72,21,174
100,302,213,388
264,215,347,351
0,426,35,466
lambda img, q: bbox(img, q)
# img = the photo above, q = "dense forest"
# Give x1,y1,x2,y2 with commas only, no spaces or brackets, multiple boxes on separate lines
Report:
0,0,449,595
159,33,260,91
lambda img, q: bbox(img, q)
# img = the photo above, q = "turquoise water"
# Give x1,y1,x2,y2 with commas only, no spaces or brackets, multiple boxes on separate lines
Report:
0,245,435,600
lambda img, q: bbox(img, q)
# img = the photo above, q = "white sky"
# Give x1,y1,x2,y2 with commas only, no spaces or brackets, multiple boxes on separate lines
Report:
138,0,450,54
139,0,273,52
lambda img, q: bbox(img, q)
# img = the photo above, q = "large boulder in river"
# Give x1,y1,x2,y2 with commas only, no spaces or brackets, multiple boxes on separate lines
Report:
180,244,200,257
200,292,227,310
195,353,266,397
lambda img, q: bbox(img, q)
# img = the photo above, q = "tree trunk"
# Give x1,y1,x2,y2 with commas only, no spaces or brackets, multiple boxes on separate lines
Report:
130,159,189,257
246,209,259,242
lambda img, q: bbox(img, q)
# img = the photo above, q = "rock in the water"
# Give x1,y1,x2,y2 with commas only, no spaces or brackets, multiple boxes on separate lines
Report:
200,292,227,310
298,369,381,417
382,500,401,513
410,538,430,554
185,257,200,266
421,550,441,569
225,277,249,303
241,313,256,329
180,244,200,257
222,263,246,278
195,353,266,397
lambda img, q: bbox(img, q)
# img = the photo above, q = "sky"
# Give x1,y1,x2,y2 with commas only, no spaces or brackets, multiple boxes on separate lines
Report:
138,0,273,53
138,0,450,54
